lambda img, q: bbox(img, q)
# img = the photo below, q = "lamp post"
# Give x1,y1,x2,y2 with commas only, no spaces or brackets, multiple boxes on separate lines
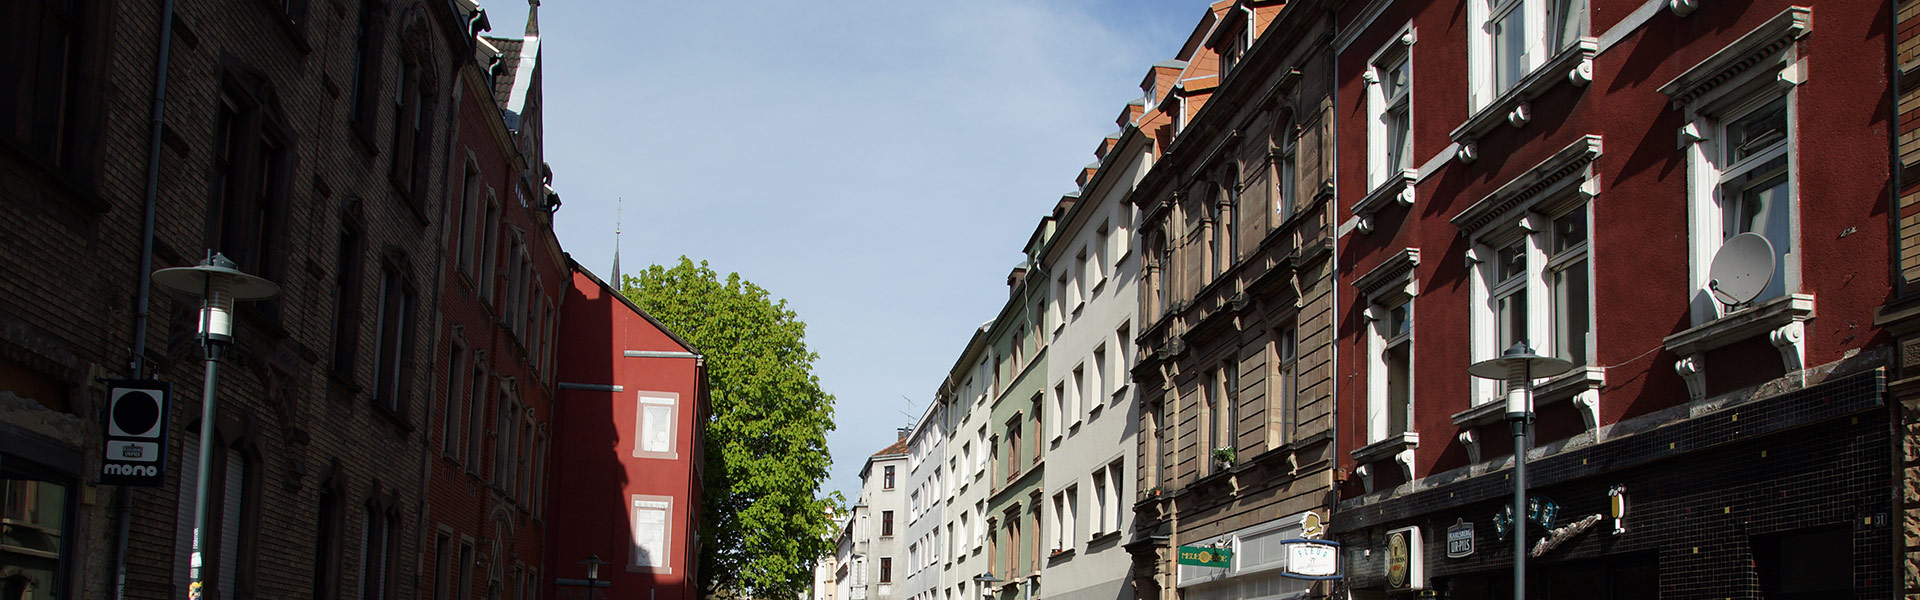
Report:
152,253,279,596
973,573,1004,600
1467,342,1572,600
578,554,608,599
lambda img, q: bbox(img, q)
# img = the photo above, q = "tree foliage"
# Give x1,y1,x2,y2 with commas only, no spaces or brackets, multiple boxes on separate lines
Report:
623,257,840,599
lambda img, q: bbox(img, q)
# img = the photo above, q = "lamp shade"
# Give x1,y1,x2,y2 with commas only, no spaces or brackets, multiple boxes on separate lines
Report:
1465,342,1574,381
578,554,607,580
153,253,280,341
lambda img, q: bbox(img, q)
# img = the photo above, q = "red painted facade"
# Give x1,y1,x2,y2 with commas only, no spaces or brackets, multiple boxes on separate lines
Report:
547,264,706,600
419,6,567,599
1331,0,1894,595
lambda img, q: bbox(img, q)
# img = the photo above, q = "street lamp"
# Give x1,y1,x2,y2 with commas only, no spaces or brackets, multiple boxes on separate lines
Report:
152,252,279,595
973,573,1004,600
1467,342,1572,600
578,554,608,599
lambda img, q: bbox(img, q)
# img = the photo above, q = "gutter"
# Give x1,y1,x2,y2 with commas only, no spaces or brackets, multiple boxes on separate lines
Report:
116,0,177,597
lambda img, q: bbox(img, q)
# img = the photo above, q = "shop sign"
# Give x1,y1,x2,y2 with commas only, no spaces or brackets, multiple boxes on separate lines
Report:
1385,526,1426,591
101,380,171,487
1280,539,1340,579
1446,519,1474,558
1177,545,1232,568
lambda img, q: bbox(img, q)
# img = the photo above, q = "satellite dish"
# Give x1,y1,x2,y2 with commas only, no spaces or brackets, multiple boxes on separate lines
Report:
1708,232,1775,306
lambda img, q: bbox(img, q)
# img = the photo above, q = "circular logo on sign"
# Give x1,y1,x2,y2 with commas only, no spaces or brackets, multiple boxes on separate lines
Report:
1200,551,1216,563
1386,532,1409,588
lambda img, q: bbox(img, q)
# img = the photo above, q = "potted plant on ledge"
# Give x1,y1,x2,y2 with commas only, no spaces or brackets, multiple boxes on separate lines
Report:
1212,446,1237,470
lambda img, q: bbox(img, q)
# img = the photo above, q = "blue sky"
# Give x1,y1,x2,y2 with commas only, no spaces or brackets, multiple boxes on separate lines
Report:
497,1,1206,499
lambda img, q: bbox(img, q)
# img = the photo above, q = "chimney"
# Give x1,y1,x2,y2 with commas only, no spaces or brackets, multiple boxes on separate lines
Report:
897,427,911,442
1007,266,1029,293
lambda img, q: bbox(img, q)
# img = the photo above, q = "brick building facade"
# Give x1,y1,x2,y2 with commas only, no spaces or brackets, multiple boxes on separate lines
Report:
417,3,566,600
3,0,470,598
1329,0,1896,598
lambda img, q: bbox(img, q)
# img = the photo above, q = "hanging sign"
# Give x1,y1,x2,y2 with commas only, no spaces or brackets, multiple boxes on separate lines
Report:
1385,526,1426,591
1176,545,1232,568
1280,539,1341,579
1446,519,1475,558
101,380,172,486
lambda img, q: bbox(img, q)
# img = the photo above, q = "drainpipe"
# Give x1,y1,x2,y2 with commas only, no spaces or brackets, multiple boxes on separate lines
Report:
116,0,177,598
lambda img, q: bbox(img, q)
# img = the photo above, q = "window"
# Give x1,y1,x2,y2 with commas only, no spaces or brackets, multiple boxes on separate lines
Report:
173,432,259,600
1050,487,1076,552
1276,122,1298,223
466,366,486,470
348,0,385,126
1368,35,1413,189
1661,8,1810,397
1068,368,1083,426
457,541,475,600
1456,137,1598,406
884,465,896,490
331,219,367,383
441,343,465,457
1095,225,1112,283
1714,95,1792,304
1271,327,1298,445
1050,383,1065,440
493,394,514,487
630,496,672,570
2,0,84,168
879,557,893,583
1472,0,1588,103
1378,300,1412,439
480,196,501,303
1072,251,1088,310
208,90,291,298
1005,415,1022,479
1221,166,1240,275
1091,347,1107,409
358,504,397,600
313,479,343,600
390,56,432,201
1089,471,1108,538
371,265,416,415
517,419,533,505
431,534,450,600
882,511,894,537
456,160,480,273
635,393,678,459
2,448,77,600
1103,460,1123,533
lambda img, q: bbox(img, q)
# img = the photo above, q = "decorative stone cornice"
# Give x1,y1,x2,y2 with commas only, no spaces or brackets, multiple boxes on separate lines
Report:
1450,135,1602,234
1658,7,1811,109
1352,248,1420,300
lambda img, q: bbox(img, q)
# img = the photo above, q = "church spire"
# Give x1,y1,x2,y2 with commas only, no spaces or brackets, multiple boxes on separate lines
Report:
611,197,622,286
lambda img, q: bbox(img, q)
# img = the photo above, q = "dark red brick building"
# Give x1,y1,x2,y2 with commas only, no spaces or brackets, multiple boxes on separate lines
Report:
416,3,566,600
1329,0,1895,597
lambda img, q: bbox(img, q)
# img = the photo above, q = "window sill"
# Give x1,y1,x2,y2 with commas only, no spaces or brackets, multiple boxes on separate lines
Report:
1047,548,1075,561
1349,431,1418,467
1665,293,1814,357
1088,530,1121,546
1451,38,1598,146
1110,384,1130,404
1351,169,1417,234
1452,366,1606,428
369,401,415,436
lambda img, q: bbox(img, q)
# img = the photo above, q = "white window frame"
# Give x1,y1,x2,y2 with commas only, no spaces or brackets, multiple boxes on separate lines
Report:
1467,0,1589,110
629,495,673,573
1366,28,1415,190
633,392,679,459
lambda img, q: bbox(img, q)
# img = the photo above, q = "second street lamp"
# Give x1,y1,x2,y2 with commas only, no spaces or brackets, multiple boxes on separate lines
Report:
152,252,279,597
1467,341,1572,600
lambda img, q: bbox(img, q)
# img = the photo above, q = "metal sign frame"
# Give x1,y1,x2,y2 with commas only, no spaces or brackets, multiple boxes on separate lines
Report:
101,379,172,486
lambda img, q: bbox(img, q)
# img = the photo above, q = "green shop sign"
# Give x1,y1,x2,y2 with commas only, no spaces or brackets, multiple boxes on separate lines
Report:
1176,545,1232,568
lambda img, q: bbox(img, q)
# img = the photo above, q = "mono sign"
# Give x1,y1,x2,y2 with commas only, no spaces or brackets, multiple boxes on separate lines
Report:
101,380,171,487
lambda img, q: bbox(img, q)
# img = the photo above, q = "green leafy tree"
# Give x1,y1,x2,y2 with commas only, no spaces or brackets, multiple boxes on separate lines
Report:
623,257,840,599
